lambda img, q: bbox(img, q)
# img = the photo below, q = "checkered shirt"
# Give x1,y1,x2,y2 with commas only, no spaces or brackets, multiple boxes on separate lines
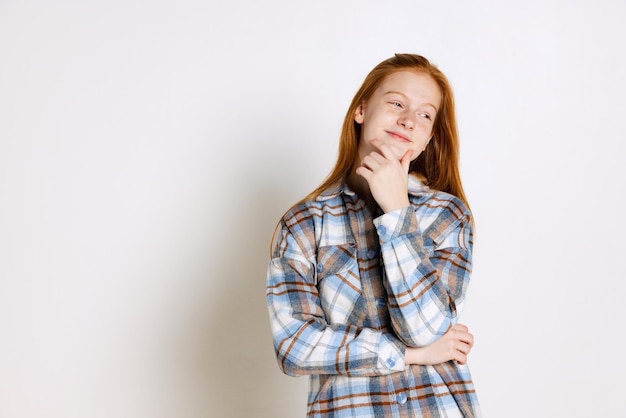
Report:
266,175,481,417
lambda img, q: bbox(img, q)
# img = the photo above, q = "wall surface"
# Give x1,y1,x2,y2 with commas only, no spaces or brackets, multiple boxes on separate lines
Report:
1,1,625,417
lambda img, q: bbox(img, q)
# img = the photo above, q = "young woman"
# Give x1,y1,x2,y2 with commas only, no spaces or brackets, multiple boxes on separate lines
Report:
266,54,480,417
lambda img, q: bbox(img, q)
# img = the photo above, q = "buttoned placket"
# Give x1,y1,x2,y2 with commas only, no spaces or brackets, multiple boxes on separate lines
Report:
343,194,387,325
343,192,411,415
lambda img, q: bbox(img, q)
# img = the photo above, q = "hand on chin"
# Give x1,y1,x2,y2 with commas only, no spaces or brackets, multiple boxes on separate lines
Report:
366,138,406,161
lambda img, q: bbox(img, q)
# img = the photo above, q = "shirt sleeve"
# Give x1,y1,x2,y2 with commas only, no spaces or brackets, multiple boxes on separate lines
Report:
373,202,473,348
266,220,406,377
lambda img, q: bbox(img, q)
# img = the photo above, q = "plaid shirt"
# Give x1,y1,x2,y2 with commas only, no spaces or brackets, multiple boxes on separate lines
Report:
266,175,480,417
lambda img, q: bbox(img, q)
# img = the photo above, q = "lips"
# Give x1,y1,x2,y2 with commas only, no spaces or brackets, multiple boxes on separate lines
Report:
386,130,411,142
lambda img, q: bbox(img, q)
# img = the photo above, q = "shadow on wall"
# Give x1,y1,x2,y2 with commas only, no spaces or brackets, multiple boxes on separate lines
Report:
177,146,309,417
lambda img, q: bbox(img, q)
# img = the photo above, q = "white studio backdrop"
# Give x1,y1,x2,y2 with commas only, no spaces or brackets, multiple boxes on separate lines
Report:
1,1,624,417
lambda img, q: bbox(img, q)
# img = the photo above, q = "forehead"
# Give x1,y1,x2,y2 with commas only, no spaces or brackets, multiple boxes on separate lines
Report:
375,70,441,106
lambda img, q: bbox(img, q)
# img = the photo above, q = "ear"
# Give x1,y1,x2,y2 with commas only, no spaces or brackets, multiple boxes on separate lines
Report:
354,103,365,124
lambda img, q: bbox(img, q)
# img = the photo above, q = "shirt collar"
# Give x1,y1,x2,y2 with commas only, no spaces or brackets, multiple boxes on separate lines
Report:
315,174,430,202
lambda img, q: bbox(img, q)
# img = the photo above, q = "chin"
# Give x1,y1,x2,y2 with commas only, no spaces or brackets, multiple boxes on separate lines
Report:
390,146,410,161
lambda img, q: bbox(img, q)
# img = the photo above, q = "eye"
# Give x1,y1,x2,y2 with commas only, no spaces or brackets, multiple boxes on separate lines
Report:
418,113,432,120
389,101,403,109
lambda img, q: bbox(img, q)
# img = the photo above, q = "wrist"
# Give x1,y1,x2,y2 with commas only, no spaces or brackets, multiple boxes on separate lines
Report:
404,347,426,365
381,198,410,213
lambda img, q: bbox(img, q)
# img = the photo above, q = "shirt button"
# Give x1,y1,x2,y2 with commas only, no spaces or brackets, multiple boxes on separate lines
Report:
377,225,387,236
386,357,396,367
316,263,323,274
396,393,407,405
367,249,376,259
376,297,386,308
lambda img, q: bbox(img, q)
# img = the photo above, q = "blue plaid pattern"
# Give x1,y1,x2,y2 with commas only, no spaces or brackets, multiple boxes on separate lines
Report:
266,176,481,417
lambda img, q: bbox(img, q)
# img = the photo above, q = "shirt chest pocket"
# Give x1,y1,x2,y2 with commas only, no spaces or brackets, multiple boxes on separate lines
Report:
315,243,362,325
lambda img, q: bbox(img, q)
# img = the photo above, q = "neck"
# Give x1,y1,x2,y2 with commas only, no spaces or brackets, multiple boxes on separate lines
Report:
346,170,379,213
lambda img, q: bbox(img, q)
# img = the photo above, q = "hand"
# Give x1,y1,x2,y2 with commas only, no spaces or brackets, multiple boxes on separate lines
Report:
355,140,413,213
404,324,474,366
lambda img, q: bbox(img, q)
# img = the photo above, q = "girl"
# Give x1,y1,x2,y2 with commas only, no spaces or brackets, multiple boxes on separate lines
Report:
266,54,480,417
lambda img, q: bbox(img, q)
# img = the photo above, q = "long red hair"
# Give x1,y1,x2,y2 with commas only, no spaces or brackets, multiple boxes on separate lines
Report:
305,53,469,207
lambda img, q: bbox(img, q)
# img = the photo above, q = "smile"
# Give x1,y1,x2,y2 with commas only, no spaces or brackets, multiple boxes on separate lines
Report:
385,131,411,142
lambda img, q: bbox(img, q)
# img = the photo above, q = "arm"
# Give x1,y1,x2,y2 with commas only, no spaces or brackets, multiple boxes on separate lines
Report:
405,323,474,365
375,203,473,347
353,142,475,349
266,218,407,377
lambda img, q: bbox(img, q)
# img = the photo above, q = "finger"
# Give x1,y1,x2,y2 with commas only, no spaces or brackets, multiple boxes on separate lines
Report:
378,143,398,161
455,353,468,365
400,149,413,172
372,151,389,162
369,139,385,153
453,324,468,332
459,331,474,347
359,152,386,171
355,166,372,180
370,140,397,161
453,331,474,348
449,346,467,365
455,341,472,355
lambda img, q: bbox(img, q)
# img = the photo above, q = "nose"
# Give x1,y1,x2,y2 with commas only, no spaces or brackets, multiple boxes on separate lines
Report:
398,112,415,130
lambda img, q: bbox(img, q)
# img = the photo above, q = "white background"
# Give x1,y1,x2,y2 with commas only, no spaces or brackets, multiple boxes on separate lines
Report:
1,1,625,417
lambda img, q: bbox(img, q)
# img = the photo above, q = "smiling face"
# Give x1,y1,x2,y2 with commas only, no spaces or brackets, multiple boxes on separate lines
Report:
354,70,442,163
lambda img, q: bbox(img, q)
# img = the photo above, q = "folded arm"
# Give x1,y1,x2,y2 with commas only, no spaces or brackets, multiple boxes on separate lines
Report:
375,203,473,347
266,222,407,377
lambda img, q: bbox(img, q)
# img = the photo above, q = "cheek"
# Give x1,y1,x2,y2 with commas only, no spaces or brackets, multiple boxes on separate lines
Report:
409,138,429,157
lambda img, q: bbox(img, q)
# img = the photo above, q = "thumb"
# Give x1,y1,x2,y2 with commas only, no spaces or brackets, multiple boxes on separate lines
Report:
400,150,413,172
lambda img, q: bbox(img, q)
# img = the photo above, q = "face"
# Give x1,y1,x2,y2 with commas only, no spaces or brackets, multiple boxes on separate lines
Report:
354,70,441,162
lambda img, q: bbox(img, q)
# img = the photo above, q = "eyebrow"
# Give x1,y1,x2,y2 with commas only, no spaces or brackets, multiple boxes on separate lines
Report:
384,90,439,112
